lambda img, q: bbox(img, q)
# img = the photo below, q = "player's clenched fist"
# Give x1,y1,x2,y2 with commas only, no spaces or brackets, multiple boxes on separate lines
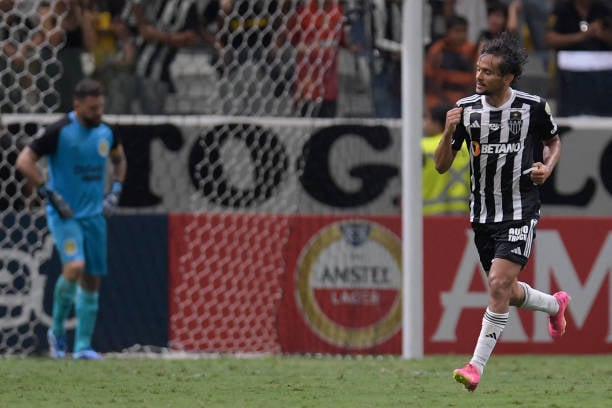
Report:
444,107,463,134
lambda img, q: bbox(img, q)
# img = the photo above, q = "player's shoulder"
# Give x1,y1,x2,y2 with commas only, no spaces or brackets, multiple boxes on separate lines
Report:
98,121,114,133
40,115,71,138
513,89,545,105
29,115,71,155
49,114,72,130
455,94,481,108
99,121,121,146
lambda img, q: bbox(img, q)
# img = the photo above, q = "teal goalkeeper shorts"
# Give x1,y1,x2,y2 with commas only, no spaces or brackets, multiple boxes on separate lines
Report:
46,214,108,276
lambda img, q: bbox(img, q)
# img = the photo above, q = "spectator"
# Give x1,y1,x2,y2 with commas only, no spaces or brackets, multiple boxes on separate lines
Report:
211,0,288,115
96,14,137,114
501,0,553,69
428,0,450,45
104,0,129,17
215,0,274,67
546,0,612,116
199,0,224,57
38,0,98,113
425,15,477,111
370,0,402,118
124,0,199,114
422,103,470,215
1,0,51,112
447,0,488,44
476,1,520,56
289,0,358,118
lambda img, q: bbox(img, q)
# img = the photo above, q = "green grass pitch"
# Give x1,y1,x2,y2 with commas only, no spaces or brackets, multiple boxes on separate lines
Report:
0,354,610,407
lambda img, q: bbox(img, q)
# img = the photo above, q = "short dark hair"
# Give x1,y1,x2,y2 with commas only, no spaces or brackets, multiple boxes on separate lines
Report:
487,1,508,19
74,79,103,99
480,32,528,85
445,15,468,31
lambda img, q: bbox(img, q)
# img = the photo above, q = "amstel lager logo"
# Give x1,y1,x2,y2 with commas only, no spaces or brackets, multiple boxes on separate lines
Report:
295,220,402,348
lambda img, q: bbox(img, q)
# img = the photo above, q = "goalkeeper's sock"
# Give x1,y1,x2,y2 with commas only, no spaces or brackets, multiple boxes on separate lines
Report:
51,276,77,336
74,287,99,353
518,282,559,315
469,307,508,375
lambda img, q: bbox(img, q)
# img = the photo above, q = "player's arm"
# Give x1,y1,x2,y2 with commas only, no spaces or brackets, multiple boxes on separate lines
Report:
103,144,127,217
530,135,561,186
139,4,198,48
434,107,463,174
109,144,127,185
16,146,74,218
15,146,45,188
529,100,561,185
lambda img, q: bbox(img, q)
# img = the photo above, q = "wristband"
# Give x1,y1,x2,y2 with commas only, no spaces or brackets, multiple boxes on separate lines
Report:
110,181,123,194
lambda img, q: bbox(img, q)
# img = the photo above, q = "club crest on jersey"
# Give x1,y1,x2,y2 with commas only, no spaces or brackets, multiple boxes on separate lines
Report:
508,111,522,135
98,140,109,157
63,239,77,256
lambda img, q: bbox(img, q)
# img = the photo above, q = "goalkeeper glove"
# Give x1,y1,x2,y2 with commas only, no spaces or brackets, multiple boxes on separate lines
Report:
103,181,122,218
37,185,74,219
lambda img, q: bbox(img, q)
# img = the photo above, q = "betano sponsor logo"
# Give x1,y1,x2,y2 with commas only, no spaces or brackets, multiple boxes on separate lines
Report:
472,141,522,156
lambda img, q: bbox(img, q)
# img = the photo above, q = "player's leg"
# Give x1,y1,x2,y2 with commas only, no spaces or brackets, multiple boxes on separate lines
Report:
454,257,519,391
46,216,85,359
72,215,107,360
453,223,492,390
73,273,101,359
511,282,571,338
471,220,536,372
456,221,532,390
506,217,571,338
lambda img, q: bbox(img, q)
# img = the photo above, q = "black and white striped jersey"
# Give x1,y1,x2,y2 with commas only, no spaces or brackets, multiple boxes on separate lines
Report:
132,0,199,84
451,89,558,223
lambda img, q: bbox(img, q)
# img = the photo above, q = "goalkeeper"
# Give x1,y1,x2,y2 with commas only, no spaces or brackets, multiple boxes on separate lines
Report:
16,79,126,360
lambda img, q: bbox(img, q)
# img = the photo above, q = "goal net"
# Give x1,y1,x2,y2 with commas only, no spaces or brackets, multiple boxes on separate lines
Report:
0,0,406,356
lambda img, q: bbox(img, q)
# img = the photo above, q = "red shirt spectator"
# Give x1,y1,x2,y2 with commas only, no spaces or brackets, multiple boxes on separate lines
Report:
290,0,350,117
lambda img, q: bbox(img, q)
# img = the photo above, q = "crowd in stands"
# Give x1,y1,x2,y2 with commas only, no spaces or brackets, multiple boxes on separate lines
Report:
1,0,612,118
2,0,611,217
423,0,612,117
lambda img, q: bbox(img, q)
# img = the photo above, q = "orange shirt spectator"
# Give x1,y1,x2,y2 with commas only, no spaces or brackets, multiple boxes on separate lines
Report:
425,15,477,110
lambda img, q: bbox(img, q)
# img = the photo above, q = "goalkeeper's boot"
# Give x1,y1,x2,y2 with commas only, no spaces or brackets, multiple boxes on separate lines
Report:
72,348,103,360
548,291,571,339
47,328,67,359
453,363,480,392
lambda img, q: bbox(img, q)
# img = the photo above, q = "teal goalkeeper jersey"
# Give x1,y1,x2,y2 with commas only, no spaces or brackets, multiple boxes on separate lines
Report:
29,112,119,218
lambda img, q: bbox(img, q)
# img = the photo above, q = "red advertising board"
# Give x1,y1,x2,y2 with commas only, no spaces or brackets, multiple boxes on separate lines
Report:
167,213,290,353
424,217,612,354
278,215,403,354
168,214,612,354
